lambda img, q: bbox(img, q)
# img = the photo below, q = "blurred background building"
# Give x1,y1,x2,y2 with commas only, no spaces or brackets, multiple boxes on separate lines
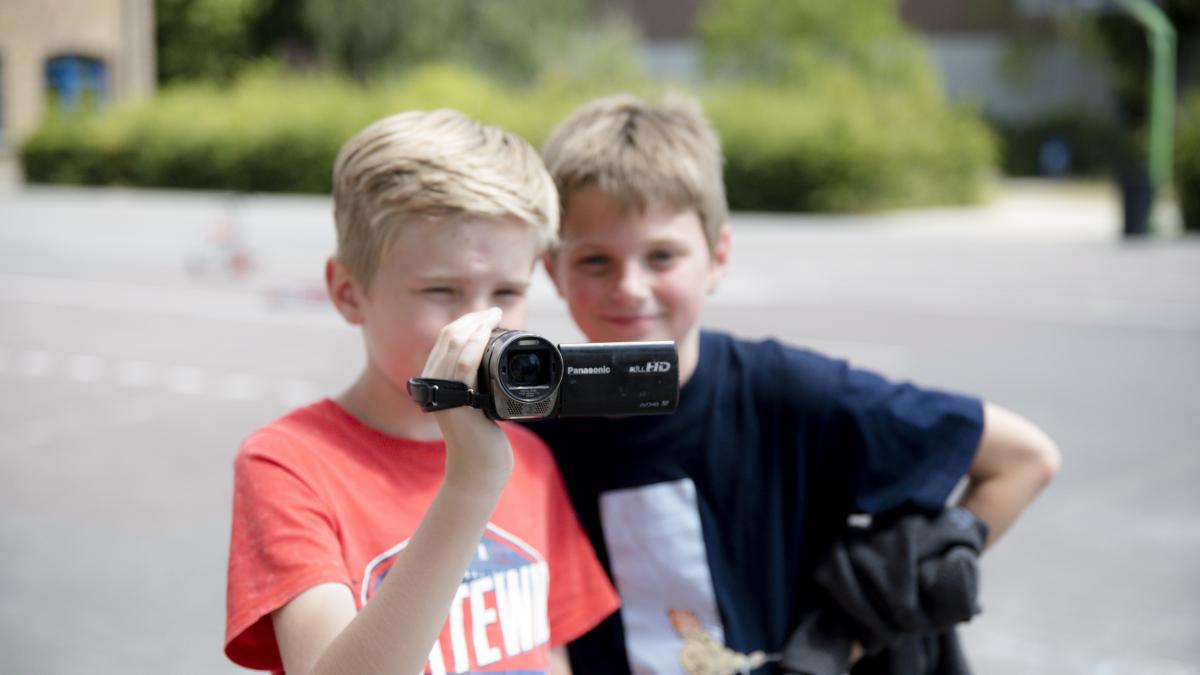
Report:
0,0,156,149
605,0,1195,121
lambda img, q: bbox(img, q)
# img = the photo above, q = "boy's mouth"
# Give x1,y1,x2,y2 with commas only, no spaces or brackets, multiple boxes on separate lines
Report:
600,315,661,328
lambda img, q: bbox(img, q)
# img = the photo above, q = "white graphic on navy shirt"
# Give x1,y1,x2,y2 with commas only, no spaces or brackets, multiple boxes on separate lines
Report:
600,478,726,674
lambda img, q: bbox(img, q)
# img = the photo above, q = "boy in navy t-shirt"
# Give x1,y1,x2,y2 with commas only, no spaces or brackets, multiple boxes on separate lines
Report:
526,94,1062,674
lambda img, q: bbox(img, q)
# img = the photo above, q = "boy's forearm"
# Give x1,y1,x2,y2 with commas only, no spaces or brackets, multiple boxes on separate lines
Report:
305,473,507,675
959,402,1061,548
958,468,1048,548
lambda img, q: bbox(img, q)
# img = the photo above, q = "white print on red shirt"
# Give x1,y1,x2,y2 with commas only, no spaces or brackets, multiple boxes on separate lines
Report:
361,523,551,674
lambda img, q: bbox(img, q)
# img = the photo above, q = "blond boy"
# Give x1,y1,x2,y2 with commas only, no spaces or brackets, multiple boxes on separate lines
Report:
225,109,618,675
526,95,1061,674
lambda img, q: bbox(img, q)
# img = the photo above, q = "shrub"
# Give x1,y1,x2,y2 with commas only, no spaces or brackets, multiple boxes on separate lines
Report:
707,76,995,212
21,64,996,212
1176,92,1200,232
697,0,997,211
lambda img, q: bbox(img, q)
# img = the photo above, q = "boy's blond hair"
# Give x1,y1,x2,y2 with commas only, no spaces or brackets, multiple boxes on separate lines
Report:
333,109,558,287
541,93,727,250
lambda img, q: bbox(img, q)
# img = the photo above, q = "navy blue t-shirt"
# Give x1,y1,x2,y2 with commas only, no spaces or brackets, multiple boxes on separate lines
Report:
524,331,983,674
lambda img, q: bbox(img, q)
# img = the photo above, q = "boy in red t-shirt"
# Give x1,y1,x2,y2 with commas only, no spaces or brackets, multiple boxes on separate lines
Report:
225,109,619,674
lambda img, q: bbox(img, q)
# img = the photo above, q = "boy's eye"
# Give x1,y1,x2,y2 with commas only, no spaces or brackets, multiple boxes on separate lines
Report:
421,287,455,296
493,288,525,299
647,250,678,267
575,254,611,270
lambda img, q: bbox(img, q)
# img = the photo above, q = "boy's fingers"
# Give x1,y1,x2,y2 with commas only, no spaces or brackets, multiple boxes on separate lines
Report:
422,308,503,382
453,317,499,388
422,335,448,377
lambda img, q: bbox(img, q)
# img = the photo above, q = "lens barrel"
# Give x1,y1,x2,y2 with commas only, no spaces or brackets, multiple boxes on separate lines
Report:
479,330,564,419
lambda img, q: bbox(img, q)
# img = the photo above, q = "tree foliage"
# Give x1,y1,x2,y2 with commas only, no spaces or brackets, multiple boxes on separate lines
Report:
156,0,273,83
696,0,942,98
156,0,594,85
300,0,589,83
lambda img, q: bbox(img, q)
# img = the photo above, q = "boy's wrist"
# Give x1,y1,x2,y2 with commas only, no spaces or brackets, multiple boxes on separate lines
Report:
436,408,514,494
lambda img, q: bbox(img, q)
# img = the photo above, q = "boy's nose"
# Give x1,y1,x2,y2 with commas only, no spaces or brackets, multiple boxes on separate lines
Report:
463,296,495,316
613,262,652,302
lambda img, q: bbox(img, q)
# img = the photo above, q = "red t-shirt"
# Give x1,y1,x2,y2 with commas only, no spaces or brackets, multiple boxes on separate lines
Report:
225,399,619,673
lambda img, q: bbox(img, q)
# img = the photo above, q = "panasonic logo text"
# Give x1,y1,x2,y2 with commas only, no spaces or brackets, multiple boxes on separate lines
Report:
567,365,610,376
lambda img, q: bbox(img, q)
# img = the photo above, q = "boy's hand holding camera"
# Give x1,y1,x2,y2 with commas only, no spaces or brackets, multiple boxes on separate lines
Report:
421,307,514,493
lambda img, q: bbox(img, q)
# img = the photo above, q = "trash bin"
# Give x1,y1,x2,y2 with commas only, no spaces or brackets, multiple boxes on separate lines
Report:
1118,168,1153,237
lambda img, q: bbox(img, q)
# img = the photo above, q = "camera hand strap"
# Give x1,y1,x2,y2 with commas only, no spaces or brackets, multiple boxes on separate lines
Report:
406,378,490,412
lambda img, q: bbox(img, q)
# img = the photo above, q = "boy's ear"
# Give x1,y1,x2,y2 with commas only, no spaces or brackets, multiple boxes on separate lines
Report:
707,222,732,294
326,257,366,325
542,250,566,299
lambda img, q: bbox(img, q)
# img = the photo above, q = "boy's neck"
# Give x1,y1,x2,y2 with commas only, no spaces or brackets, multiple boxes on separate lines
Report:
336,369,443,442
676,327,702,388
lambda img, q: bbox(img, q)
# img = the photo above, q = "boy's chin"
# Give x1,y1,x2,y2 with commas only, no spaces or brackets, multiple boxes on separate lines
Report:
586,326,676,345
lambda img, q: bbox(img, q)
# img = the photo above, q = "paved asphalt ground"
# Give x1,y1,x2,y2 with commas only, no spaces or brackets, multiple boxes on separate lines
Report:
1,183,1197,674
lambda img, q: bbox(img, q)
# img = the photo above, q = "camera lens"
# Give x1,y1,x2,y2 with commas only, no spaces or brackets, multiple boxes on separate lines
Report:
484,332,563,410
507,352,544,387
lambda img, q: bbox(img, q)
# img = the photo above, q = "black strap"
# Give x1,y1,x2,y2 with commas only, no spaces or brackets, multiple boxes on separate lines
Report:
406,378,490,412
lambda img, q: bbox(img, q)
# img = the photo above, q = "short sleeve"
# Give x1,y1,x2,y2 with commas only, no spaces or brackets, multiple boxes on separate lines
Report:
823,364,984,516
225,438,351,670
529,436,621,646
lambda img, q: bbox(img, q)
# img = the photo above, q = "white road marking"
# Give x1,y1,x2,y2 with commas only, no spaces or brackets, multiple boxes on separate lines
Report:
220,373,262,401
65,354,104,383
166,366,206,394
3,345,322,406
17,350,55,378
114,359,156,388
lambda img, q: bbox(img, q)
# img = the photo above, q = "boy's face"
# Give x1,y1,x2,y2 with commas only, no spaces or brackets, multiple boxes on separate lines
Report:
547,185,729,351
329,215,540,395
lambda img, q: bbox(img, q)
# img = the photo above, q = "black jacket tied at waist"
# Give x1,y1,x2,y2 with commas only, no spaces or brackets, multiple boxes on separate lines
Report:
782,507,989,675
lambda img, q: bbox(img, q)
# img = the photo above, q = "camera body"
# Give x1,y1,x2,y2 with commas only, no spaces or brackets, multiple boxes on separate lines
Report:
478,329,678,420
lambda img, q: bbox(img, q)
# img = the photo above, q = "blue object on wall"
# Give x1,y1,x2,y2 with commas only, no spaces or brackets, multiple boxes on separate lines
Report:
45,55,108,113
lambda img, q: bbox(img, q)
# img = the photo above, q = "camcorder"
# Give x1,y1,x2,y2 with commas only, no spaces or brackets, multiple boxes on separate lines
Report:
407,329,679,420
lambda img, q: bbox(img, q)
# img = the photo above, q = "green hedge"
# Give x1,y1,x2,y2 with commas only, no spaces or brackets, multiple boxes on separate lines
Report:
1177,93,1200,232
21,64,996,212
706,77,994,212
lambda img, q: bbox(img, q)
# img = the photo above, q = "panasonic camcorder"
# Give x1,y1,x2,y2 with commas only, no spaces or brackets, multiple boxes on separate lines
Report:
407,329,679,420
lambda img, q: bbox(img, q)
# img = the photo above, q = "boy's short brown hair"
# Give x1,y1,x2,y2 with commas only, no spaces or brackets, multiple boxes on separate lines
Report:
333,109,558,287
541,93,727,250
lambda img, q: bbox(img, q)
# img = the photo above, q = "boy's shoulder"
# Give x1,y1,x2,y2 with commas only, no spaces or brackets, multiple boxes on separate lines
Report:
236,399,347,465
701,329,930,428
703,329,849,390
